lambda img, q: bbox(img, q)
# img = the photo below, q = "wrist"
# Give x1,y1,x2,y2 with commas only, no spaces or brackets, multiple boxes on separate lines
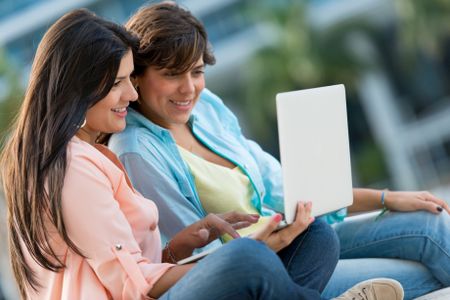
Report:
162,240,178,263
168,234,195,260
375,189,389,221
381,189,393,209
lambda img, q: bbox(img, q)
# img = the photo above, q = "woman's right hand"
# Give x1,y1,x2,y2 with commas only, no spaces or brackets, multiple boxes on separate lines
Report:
250,202,314,252
167,211,260,261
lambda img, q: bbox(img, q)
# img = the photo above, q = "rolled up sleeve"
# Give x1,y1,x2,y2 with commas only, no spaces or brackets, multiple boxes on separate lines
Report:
62,154,173,299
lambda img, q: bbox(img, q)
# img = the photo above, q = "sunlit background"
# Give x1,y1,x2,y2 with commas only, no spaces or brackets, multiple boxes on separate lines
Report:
0,0,449,298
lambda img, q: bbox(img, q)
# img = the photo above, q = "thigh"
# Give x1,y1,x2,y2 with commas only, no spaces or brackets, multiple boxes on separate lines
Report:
335,210,450,286
335,210,450,259
160,238,324,300
322,258,443,300
277,218,339,292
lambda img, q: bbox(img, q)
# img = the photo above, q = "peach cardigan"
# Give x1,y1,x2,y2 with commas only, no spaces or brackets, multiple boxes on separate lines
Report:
24,136,174,299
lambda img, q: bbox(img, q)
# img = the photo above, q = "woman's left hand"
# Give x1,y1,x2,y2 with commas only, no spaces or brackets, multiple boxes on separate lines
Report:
385,191,450,214
167,212,260,261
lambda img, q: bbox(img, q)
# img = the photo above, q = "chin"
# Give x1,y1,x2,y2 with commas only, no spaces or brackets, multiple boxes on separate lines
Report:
110,124,126,133
178,114,191,124
116,125,127,133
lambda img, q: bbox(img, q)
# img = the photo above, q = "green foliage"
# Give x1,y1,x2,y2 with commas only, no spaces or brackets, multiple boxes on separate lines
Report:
0,49,23,147
229,0,450,186
239,1,376,162
354,141,388,185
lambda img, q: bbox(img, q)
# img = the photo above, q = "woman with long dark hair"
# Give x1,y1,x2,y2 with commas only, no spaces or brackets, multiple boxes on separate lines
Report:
0,9,255,299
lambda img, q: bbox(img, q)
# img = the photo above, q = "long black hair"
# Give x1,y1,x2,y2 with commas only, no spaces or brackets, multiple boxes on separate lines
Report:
0,9,138,297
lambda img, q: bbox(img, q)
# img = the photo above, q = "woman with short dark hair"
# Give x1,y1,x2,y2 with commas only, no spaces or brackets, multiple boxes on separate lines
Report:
109,2,406,300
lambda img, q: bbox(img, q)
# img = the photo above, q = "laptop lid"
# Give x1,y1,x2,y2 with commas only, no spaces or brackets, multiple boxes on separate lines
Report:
276,84,353,224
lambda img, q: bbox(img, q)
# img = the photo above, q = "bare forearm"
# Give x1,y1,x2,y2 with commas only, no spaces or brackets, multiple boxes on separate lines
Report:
148,264,194,298
348,188,384,213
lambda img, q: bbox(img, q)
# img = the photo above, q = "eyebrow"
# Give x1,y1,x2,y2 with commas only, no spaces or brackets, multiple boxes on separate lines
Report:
116,70,135,80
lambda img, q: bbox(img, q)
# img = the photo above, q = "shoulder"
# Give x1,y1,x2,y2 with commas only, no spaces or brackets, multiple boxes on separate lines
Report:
66,138,134,197
68,137,105,167
109,125,143,156
110,124,172,171
67,138,119,183
195,89,241,131
196,88,227,113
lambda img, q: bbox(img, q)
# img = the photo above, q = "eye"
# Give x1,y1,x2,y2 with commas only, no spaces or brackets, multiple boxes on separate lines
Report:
193,69,204,76
113,81,121,87
163,71,177,77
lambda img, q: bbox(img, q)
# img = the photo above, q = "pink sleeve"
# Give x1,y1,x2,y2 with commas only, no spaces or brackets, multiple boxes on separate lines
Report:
62,155,173,299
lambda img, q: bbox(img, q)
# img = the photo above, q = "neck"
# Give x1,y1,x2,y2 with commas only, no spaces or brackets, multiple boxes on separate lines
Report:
136,103,169,129
170,123,196,151
76,128,98,145
169,122,190,136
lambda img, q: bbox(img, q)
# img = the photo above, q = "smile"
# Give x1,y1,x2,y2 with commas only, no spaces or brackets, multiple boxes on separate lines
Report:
111,107,127,113
170,99,191,106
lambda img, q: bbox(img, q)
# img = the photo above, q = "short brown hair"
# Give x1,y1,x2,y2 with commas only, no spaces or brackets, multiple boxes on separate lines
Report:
126,1,216,76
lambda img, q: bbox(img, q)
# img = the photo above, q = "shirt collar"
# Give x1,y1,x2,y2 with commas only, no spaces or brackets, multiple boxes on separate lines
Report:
126,107,199,137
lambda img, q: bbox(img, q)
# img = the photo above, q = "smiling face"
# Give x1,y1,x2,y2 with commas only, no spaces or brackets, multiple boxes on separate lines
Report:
135,57,205,129
78,50,137,143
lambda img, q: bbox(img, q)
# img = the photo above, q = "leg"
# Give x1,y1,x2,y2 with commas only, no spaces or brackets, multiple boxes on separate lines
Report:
277,218,340,292
332,210,450,298
323,258,443,300
160,238,326,300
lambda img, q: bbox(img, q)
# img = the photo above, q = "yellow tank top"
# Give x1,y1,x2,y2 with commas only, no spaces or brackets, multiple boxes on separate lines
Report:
178,146,270,241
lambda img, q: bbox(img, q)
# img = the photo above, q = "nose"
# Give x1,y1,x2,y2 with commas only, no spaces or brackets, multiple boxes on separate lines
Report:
126,79,138,102
179,74,195,95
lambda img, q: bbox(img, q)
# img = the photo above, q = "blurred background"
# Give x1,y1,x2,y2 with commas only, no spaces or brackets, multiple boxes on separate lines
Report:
0,0,449,298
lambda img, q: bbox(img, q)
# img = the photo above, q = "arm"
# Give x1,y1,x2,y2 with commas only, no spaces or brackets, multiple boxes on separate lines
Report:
348,188,449,214
148,264,194,298
153,212,259,298
63,155,176,299
165,212,259,261
119,152,221,251
347,188,384,213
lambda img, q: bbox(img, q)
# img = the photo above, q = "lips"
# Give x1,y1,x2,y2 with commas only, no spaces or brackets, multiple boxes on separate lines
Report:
111,107,127,113
169,99,192,106
111,107,128,118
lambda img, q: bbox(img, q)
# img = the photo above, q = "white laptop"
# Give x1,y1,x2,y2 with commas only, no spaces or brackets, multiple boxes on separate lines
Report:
177,84,353,264
276,84,353,225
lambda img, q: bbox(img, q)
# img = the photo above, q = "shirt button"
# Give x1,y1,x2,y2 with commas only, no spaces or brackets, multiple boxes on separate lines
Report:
115,244,122,250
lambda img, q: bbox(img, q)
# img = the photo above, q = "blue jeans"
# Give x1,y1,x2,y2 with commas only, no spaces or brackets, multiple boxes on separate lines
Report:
322,210,450,300
161,219,339,300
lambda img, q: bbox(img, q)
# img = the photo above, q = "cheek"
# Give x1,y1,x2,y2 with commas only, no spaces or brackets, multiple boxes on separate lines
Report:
86,106,102,123
141,80,166,100
88,99,112,118
196,78,206,91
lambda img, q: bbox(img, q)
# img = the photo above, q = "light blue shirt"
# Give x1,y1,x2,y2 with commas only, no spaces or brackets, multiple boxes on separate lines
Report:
109,88,345,248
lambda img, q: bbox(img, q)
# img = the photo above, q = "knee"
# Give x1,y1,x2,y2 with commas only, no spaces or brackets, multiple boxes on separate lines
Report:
431,210,450,234
206,239,293,297
219,238,282,273
419,211,450,250
408,210,450,239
